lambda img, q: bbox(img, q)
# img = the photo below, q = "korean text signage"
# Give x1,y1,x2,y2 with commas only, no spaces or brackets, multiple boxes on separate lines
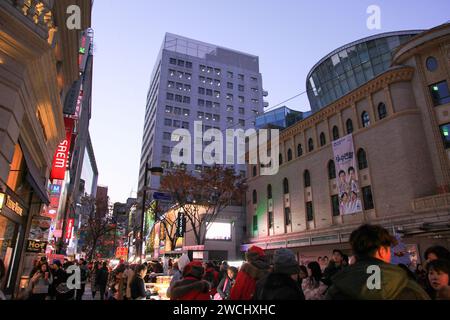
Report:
65,218,74,240
26,240,48,253
332,134,362,215
176,212,186,237
50,118,74,180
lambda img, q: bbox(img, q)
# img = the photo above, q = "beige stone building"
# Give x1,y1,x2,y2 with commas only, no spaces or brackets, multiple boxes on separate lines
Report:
244,23,450,265
0,0,92,296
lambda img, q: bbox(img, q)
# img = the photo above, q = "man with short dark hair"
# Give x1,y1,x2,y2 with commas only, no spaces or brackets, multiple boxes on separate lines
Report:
323,249,346,286
326,224,430,300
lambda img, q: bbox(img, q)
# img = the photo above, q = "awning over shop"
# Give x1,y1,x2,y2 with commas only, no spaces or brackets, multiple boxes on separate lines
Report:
19,140,50,205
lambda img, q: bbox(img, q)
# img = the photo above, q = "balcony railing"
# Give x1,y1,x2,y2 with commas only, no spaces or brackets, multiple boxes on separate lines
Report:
412,193,450,213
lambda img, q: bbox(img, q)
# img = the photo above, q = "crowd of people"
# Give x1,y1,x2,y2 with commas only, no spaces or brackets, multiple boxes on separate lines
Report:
0,224,449,301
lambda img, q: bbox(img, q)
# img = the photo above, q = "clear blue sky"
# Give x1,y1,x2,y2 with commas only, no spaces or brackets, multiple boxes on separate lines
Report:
90,0,450,203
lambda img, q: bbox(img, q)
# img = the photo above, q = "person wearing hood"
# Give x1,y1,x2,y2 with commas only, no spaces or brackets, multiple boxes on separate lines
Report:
254,248,305,300
170,261,211,300
326,224,430,300
230,245,270,300
166,253,190,298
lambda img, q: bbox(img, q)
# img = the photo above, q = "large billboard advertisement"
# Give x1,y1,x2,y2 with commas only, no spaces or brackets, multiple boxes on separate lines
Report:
332,134,362,215
50,118,74,180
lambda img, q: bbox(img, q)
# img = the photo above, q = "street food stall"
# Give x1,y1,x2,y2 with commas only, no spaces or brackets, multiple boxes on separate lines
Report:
145,274,172,300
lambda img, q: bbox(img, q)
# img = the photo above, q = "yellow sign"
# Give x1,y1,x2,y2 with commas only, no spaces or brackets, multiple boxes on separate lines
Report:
0,193,5,209
5,196,23,216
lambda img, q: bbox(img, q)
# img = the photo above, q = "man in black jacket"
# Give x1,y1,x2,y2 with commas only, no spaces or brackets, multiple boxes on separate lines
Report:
254,248,305,300
323,249,346,286
326,224,430,300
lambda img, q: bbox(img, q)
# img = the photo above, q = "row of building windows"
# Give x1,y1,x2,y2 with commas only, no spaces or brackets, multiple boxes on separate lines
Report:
169,58,193,69
167,81,191,92
257,148,368,179
272,104,387,166
198,76,260,93
164,118,190,129
199,65,259,83
253,184,374,231
165,105,190,117
168,69,192,80
166,93,191,104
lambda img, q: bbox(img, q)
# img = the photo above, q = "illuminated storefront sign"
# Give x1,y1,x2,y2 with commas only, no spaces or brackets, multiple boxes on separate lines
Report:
50,118,74,180
26,240,48,253
5,195,23,216
65,218,74,240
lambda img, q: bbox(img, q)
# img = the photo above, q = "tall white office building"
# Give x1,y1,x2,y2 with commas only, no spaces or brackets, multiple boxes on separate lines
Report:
138,33,268,194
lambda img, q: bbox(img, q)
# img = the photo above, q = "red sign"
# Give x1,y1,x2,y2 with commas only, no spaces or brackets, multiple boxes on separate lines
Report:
50,118,74,180
115,247,128,258
65,218,74,240
41,180,63,219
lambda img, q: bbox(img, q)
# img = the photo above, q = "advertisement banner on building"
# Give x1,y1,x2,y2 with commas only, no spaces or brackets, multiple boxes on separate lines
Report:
176,212,186,238
332,134,362,215
41,180,63,220
50,118,74,180
29,216,52,241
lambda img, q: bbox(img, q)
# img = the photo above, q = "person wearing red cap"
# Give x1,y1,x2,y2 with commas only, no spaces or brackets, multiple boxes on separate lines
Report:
230,246,270,300
170,261,211,300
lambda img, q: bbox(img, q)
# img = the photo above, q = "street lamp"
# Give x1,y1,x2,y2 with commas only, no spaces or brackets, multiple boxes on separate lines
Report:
139,162,164,262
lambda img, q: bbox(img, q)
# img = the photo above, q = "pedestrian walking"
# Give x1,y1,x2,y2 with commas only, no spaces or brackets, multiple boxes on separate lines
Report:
96,261,109,300
170,261,211,300
254,249,305,300
90,261,98,299
29,262,53,300
427,259,450,300
302,261,327,300
325,224,430,300
130,264,147,300
230,245,270,300
215,266,237,300
49,260,65,300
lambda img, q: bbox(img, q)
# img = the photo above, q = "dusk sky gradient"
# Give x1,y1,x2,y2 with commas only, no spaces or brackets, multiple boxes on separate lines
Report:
90,0,450,203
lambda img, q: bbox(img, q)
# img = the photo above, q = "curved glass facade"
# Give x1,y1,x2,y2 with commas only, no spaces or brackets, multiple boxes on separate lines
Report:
306,31,422,112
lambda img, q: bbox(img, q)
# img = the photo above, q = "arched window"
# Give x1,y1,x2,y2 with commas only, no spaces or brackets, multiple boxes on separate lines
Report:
361,111,370,128
283,178,289,194
252,190,257,204
346,119,354,134
328,160,336,179
378,102,387,120
320,132,326,146
287,148,293,161
304,170,311,187
332,126,340,141
308,138,314,152
279,153,283,166
357,148,368,170
297,144,303,157
267,184,272,199
252,165,257,177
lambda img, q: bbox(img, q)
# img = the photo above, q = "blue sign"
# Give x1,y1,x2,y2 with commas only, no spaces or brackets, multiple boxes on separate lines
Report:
153,192,172,201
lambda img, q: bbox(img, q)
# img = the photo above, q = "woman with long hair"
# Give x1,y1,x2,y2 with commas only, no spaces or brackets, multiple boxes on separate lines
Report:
130,264,147,300
301,261,327,300
29,262,53,300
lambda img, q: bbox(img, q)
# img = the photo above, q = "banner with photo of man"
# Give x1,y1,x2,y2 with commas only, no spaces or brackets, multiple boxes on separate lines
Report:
332,134,362,215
